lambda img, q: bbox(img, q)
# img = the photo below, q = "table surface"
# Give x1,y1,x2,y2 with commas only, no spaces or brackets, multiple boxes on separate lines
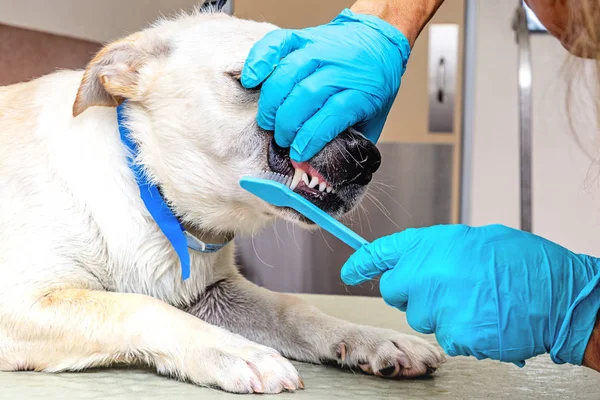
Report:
1,294,599,400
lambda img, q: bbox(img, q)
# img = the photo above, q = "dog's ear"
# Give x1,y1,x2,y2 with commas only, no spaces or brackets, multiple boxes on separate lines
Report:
73,34,170,117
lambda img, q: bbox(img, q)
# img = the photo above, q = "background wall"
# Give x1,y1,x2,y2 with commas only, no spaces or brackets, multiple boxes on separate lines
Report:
0,0,201,43
467,1,519,229
467,1,600,257
0,0,204,86
0,24,100,86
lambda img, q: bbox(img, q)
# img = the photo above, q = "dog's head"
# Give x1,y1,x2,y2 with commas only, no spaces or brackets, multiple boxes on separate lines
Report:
73,11,381,235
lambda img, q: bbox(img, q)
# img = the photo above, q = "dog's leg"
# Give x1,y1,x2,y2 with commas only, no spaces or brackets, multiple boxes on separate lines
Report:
0,288,302,393
186,275,446,378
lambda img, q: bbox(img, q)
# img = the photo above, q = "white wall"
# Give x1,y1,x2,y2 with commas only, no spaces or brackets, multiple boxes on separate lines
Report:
0,0,203,42
530,39,600,256
469,1,600,256
468,1,520,228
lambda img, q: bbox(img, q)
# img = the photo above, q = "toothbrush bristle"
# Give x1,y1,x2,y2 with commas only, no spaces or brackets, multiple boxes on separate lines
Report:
260,171,292,187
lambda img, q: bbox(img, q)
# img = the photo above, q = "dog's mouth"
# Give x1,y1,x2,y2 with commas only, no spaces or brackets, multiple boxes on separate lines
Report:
289,161,336,195
267,138,344,223
265,130,381,223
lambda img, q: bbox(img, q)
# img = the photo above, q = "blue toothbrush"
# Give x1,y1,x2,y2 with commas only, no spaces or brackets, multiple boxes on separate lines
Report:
239,172,369,250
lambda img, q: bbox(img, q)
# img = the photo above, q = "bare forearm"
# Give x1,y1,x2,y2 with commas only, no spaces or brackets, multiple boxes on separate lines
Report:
350,0,445,47
583,313,600,372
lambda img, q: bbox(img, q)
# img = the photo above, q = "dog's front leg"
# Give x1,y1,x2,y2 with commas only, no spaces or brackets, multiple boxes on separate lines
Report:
187,276,446,379
0,288,302,393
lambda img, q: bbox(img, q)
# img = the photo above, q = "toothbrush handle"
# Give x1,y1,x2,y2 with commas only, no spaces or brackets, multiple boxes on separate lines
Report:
293,198,369,250
323,221,369,250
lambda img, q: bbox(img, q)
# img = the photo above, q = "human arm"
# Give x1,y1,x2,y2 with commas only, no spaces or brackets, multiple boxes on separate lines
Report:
583,314,600,371
340,224,600,367
241,0,445,162
350,0,444,47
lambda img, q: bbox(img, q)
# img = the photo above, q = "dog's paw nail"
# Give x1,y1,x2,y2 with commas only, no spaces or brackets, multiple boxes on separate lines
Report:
438,352,448,364
283,380,296,391
336,342,347,362
395,349,412,369
250,378,264,394
426,366,437,375
299,377,305,389
377,363,400,377
246,361,264,393
358,363,372,374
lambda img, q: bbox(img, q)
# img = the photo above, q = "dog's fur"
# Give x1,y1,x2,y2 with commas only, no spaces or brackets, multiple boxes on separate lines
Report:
0,10,444,394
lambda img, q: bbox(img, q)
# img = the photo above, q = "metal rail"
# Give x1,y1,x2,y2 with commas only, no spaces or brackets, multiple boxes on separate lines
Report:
512,2,533,232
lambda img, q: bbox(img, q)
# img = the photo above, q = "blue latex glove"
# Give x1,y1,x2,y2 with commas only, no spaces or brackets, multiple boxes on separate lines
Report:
241,9,411,162
341,224,600,366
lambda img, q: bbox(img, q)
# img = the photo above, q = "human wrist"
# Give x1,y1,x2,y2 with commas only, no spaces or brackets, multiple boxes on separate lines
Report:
583,312,600,371
332,9,412,76
582,258,600,371
550,258,600,365
350,0,444,47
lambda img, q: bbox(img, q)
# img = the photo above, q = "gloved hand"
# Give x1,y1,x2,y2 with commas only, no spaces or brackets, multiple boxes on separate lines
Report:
241,9,411,162
341,224,600,366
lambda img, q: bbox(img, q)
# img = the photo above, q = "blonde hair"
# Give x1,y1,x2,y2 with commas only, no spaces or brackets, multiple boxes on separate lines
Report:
563,0,600,161
568,0,600,58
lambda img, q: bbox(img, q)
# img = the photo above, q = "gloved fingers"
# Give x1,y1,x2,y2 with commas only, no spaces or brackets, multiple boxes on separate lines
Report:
241,29,309,88
435,323,509,361
273,68,345,154
288,89,375,162
433,327,460,357
341,245,385,286
341,230,416,286
379,268,410,313
357,101,393,144
256,50,321,135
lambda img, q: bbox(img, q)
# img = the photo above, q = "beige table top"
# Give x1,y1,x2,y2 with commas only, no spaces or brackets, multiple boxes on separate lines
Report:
1,294,599,399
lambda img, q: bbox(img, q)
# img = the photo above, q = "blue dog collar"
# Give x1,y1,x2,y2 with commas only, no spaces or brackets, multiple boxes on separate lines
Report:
117,103,232,280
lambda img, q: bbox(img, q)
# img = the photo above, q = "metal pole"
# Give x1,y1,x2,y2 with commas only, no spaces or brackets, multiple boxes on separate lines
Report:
512,2,533,232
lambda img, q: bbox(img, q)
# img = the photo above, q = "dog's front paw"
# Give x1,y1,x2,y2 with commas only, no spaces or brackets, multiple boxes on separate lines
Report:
330,328,446,378
174,339,303,394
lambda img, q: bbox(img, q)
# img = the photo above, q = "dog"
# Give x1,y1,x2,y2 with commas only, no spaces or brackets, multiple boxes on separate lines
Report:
0,9,445,394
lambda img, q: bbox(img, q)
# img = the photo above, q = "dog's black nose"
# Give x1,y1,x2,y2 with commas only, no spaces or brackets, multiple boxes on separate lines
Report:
337,129,381,185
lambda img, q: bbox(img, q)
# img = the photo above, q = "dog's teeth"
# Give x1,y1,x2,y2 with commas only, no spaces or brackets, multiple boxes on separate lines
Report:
308,176,319,188
319,182,327,192
326,186,333,193
302,173,310,185
290,168,303,191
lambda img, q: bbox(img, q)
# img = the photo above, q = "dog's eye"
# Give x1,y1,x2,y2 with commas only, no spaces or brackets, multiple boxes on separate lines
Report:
226,71,243,85
225,71,262,91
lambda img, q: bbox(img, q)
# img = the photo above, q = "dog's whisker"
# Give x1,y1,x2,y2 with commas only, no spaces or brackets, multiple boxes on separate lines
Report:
318,228,334,252
338,142,360,166
272,223,285,248
365,193,402,230
365,192,392,217
334,141,351,163
356,203,365,235
290,221,301,248
371,180,396,190
369,184,413,219
251,233,276,269
358,202,372,234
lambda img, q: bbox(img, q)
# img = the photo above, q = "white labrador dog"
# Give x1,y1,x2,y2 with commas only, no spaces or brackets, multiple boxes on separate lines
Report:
0,10,445,394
